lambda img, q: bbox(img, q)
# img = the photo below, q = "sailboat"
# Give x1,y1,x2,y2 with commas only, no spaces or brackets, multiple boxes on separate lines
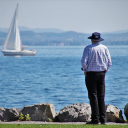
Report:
1,4,36,56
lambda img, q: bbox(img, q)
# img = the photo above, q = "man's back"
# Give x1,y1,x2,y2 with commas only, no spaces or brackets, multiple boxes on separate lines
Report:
81,43,111,72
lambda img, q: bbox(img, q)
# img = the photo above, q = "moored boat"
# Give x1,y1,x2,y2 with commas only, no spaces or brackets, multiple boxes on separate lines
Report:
1,4,36,56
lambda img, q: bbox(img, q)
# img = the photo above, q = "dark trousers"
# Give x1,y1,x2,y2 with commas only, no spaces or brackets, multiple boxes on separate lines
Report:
85,71,106,123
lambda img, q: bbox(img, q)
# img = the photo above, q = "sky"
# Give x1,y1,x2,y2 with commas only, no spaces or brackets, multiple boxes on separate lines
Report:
0,0,128,33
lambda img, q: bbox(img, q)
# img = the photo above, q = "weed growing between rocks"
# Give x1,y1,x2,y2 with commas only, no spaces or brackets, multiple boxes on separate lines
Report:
19,112,31,121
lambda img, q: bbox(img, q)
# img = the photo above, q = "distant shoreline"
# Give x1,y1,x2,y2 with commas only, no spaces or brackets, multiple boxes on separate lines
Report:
0,30,128,46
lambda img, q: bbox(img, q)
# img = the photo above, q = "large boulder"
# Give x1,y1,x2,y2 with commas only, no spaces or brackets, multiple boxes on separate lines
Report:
0,107,21,121
106,104,124,123
21,103,57,121
58,103,91,122
124,103,128,120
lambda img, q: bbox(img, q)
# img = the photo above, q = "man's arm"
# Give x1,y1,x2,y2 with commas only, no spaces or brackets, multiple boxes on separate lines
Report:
81,47,89,71
106,48,112,72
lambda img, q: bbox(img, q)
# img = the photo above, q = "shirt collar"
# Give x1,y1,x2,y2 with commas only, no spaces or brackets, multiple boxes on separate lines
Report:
92,42,100,45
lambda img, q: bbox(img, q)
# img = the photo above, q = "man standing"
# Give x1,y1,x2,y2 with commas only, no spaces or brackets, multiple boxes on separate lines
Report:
81,32,112,124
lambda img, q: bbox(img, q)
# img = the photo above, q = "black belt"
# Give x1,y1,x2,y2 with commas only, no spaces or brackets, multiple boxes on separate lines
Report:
87,71,106,73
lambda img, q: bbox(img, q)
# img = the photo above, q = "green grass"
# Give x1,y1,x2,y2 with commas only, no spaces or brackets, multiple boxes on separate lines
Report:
0,124,128,128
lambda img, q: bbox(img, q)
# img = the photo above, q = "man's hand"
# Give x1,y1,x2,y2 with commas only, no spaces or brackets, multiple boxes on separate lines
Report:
84,72,87,77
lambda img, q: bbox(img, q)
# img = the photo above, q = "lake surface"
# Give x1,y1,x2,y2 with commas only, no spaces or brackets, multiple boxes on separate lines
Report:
0,45,128,119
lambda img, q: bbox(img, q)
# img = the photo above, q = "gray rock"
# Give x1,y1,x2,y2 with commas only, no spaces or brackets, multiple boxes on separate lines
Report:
124,103,128,120
58,103,91,122
106,104,124,123
0,107,21,121
21,103,57,121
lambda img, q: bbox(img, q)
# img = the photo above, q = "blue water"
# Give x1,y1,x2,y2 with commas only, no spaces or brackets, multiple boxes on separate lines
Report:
0,45,128,119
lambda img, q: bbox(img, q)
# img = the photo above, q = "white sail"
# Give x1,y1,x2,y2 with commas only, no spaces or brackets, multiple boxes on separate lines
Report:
2,4,22,51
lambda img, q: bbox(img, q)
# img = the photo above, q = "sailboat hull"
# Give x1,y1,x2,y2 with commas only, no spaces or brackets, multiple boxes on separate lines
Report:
1,50,36,56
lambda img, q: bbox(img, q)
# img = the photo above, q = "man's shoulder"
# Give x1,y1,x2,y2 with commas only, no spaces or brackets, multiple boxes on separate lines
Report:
99,44,108,49
85,44,93,49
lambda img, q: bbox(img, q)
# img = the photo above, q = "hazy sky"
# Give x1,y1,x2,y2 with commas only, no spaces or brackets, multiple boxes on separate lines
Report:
0,0,128,33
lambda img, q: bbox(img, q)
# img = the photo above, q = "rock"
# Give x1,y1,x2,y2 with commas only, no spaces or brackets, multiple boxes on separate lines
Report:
0,107,21,121
21,103,57,121
124,103,128,120
54,112,60,122
106,104,124,123
58,103,91,122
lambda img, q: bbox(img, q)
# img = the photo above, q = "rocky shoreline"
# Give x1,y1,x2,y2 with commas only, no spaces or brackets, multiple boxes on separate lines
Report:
0,103,128,123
